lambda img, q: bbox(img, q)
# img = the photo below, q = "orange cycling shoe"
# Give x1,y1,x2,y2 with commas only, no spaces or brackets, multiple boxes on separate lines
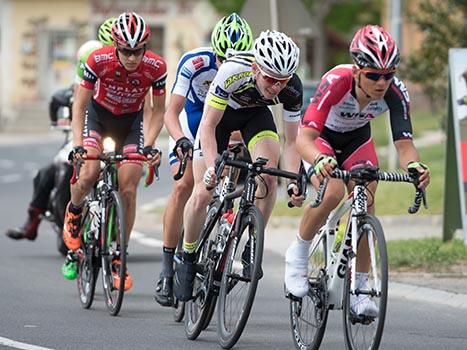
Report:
62,203,82,251
112,259,133,291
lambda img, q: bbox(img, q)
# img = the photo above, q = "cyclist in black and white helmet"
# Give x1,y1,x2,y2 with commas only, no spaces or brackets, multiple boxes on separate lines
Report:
173,29,306,302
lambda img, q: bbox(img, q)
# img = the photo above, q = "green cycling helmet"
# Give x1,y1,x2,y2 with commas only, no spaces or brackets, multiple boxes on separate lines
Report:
211,12,253,59
98,17,116,46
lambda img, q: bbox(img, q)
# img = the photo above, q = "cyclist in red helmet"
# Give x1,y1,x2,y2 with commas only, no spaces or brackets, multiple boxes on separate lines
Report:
64,12,166,291
284,25,430,317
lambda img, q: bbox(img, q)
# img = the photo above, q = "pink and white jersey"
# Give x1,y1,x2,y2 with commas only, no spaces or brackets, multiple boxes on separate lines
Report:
302,64,413,141
81,46,167,115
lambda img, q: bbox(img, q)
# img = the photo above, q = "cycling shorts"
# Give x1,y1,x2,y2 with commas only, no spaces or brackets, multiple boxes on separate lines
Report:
83,99,144,165
194,106,278,159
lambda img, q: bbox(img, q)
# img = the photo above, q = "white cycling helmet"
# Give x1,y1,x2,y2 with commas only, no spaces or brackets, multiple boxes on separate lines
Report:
254,30,300,78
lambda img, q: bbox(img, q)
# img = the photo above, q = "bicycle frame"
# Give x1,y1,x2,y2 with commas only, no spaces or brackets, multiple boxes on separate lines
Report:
308,182,374,310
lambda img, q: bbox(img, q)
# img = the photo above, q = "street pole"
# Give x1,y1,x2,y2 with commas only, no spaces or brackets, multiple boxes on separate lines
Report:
387,0,402,170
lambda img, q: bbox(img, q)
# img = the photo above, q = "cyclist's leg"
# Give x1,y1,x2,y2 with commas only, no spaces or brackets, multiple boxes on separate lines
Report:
118,162,143,242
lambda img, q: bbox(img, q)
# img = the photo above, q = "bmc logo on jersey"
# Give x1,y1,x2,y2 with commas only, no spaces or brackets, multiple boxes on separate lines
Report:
142,56,162,68
95,52,114,63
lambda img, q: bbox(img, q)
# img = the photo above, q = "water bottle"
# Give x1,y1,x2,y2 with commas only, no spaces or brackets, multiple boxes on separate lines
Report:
216,211,234,253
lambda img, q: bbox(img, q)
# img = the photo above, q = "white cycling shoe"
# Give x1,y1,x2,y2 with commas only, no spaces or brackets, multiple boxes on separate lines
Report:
350,294,379,317
284,241,309,298
350,273,379,317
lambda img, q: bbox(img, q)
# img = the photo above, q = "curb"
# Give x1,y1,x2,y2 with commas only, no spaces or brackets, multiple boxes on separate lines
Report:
389,281,467,310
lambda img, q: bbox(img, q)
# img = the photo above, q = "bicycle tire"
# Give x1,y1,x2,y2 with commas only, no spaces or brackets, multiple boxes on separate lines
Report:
77,209,99,309
343,215,388,350
173,234,185,323
289,231,329,350
101,190,126,316
185,202,220,340
217,205,264,349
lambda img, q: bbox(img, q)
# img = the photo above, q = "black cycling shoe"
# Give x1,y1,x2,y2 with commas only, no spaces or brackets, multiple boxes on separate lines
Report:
173,256,196,302
241,241,263,280
154,276,174,307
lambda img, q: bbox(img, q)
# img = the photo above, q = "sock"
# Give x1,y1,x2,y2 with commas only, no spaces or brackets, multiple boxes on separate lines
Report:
294,234,311,258
161,246,175,278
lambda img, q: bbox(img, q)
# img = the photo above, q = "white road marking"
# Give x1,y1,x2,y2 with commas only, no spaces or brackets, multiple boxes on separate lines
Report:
131,230,164,248
0,336,54,350
0,173,22,184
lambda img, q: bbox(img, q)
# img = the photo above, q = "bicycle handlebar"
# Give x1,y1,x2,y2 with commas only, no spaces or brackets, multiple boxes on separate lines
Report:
173,152,189,181
214,150,307,207
70,151,160,187
309,167,427,214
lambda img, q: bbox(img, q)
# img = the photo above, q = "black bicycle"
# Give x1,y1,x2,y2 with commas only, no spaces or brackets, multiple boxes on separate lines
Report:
183,147,306,349
73,151,158,316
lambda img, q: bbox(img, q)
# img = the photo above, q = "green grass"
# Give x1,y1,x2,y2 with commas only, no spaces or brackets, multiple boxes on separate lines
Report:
387,237,467,271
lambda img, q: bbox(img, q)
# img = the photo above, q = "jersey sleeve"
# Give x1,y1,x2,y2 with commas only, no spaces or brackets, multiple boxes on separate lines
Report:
80,54,98,90
206,61,252,111
300,72,350,132
386,77,413,140
279,74,303,122
151,60,167,96
171,54,211,97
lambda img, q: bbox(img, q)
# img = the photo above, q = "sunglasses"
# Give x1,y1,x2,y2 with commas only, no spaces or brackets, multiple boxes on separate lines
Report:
363,70,396,81
117,45,146,57
257,65,291,85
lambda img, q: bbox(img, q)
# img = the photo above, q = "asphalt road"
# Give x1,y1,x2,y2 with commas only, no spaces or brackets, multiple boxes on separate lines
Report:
1,137,466,350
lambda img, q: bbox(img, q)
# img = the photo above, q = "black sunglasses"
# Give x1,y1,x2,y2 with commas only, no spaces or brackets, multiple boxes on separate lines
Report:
117,45,146,57
363,70,396,81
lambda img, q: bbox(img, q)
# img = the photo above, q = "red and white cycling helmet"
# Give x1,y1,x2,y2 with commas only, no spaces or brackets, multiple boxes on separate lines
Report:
349,25,400,69
111,12,150,48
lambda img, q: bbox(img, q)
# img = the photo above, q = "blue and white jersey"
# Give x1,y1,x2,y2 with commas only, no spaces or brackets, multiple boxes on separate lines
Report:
168,46,218,165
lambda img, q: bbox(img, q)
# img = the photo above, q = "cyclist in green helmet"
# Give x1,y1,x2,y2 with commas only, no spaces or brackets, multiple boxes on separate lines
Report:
154,13,253,307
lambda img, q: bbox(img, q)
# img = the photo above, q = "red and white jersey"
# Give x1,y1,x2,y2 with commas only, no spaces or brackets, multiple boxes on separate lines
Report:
81,46,167,115
302,64,413,141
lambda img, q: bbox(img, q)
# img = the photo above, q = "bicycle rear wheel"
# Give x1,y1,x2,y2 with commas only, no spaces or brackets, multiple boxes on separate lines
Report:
217,205,264,349
289,232,329,350
77,209,99,309
173,233,185,323
343,215,388,350
185,202,219,340
101,190,126,316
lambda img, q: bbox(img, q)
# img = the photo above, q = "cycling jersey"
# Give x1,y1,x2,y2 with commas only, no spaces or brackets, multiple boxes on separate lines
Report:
168,47,218,165
81,46,167,115
301,64,412,141
206,52,302,122
75,40,103,84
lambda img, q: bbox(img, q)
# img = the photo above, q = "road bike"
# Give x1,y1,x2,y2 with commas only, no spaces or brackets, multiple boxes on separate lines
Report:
287,165,427,350
73,151,158,316
183,146,306,349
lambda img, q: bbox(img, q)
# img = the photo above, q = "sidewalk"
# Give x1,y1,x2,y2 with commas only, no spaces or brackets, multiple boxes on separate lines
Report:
136,209,467,310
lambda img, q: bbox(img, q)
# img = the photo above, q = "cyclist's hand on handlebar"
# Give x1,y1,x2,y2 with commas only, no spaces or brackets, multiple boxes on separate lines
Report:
407,161,430,189
68,146,86,165
143,146,162,168
203,166,217,190
313,155,337,182
173,136,193,160
287,182,306,207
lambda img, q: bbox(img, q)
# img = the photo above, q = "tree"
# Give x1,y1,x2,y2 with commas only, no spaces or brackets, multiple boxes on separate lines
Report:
402,0,467,110
208,0,246,14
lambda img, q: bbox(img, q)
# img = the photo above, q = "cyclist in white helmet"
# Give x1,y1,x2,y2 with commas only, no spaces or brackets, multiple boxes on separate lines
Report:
154,13,253,307
173,30,305,302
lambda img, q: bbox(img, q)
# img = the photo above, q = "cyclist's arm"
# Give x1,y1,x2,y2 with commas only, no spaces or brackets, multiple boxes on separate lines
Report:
143,90,166,147
296,126,322,166
282,120,301,173
200,105,224,169
394,139,420,171
71,85,93,147
163,93,187,141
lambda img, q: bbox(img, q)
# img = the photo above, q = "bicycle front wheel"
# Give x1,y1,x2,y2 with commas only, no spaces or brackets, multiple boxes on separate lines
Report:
343,215,388,350
217,205,264,349
173,233,185,323
101,190,126,316
77,209,99,309
289,231,328,350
